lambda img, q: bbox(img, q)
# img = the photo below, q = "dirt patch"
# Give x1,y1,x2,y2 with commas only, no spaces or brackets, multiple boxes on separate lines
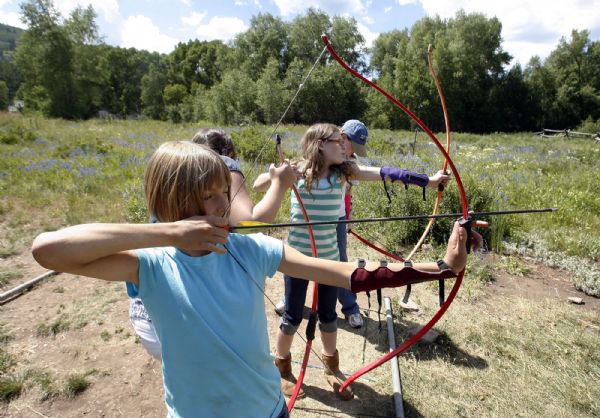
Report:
0,249,597,417
485,253,600,311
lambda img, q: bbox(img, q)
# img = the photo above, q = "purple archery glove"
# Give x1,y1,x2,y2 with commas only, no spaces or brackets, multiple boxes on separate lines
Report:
380,167,429,188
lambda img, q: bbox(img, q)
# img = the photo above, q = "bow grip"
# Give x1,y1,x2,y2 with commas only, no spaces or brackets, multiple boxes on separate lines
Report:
437,170,449,192
458,216,473,254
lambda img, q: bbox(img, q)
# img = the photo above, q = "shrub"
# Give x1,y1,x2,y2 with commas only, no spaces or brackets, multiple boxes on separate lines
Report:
0,124,36,145
0,378,22,402
64,374,90,397
577,116,600,134
231,126,279,165
54,138,113,159
123,179,148,223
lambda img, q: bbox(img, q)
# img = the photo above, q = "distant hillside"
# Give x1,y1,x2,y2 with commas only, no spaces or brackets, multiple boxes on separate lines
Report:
0,23,24,60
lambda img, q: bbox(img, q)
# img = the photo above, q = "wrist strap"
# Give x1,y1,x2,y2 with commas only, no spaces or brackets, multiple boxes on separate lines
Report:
436,259,451,271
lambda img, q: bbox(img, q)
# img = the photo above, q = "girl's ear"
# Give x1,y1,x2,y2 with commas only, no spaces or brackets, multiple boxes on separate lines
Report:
317,139,325,151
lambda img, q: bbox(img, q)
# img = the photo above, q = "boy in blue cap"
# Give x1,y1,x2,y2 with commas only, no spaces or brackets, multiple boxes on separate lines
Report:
337,120,368,327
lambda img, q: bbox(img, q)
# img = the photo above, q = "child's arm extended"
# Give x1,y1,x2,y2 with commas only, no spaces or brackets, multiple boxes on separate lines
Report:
253,161,302,193
31,217,228,286
351,165,450,189
278,221,483,291
250,165,293,222
253,172,272,193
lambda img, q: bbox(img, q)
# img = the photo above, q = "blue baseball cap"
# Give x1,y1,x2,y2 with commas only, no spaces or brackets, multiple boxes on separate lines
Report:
341,119,368,157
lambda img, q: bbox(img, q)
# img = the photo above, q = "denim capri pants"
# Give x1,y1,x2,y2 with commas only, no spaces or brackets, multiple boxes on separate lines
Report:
279,275,338,335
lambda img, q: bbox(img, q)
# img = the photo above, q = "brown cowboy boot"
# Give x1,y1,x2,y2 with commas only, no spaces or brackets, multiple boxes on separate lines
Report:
274,353,305,398
323,349,354,400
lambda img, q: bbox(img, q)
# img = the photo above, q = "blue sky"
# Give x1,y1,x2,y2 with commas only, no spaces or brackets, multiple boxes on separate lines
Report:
1,0,599,66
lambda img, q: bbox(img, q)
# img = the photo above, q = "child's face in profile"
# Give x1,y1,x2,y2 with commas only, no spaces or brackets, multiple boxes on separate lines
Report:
320,131,346,165
341,132,354,157
202,183,230,219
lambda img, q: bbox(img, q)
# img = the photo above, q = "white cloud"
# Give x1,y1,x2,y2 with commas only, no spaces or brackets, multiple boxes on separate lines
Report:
417,0,600,64
181,11,208,27
55,0,120,23
274,0,366,17
384,6,393,13
121,15,179,54
180,0,192,6
234,0,263,8
192,16,248,41
0,10,24,28
357,21,378,48
396,0,416,4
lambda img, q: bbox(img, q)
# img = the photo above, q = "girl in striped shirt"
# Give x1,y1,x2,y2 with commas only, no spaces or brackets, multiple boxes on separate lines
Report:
255,123,449,400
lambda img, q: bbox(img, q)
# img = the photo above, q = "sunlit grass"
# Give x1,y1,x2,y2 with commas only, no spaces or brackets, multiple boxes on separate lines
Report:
387,290,600,417
1,115,598,295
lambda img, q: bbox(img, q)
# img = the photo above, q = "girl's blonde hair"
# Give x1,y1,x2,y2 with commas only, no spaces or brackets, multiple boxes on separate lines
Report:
144,141,231,222
301,123,356,192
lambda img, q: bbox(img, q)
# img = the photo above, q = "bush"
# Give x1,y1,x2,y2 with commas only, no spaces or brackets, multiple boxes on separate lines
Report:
577,116,600,134
64,374,90,397
0,378,22,402
54,138,113,159
0,124,36,145
351,174,499,254
123,179,148,223
231,126,279,165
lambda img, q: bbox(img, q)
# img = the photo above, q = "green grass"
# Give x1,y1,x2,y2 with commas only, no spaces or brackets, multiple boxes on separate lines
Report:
0,267,23,286
388,289,600,417
23,368,59,401
63,373,90,397
1,115,598,294
0,115,598,414
36,316,71,337
0,377,22,402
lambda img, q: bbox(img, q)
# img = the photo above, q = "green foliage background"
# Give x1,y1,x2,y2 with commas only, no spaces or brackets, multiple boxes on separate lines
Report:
1,1,599,132
1,115,598,295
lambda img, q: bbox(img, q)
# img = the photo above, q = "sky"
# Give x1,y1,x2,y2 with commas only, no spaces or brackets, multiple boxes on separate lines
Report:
1,0,600,66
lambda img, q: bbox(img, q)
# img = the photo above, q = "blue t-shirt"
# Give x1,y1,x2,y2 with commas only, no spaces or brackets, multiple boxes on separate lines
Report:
220,155,243,176
127,233,284,418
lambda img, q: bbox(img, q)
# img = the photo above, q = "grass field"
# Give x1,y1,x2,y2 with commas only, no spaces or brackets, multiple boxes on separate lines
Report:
0,114,599,416
1,114,598,294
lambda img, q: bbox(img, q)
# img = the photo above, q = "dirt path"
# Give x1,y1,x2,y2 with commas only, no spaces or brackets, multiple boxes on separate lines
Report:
1,250,597,418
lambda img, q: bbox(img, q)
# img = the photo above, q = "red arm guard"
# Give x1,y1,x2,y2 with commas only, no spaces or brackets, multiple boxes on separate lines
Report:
350,263,457,293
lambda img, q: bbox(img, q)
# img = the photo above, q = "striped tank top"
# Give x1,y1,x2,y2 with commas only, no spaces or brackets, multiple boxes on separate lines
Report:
287,174,342,260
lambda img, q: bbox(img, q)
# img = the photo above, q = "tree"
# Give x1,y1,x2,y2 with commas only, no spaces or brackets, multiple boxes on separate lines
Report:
371,11,512,132
64,5,101,45
329,15,367,71
288,9,331,65
0,59,22,102
486,64,537,131
255,58,287,124
141,63,167,119
544,30,600,127
16,0,77,117
166,39,232,91
233,13,289,78
206,70,256,124
163,83,187,122
0,80,9,109
101,46,163,116
524,56,557,129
